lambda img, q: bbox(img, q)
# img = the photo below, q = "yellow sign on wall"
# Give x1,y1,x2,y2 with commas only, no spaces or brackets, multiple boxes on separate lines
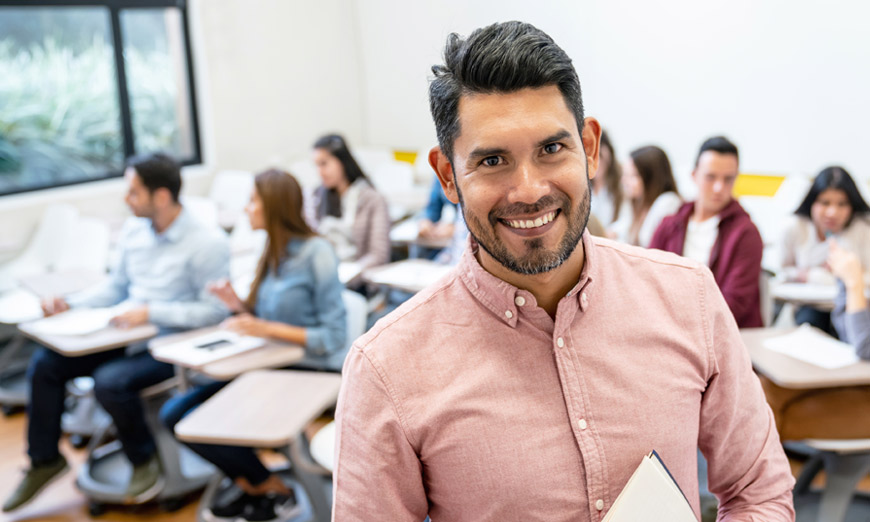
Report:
733,174,786,198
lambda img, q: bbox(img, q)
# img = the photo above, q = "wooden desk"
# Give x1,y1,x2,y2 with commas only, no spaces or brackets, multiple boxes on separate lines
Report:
174,369,341,447
148,326,305,380
362,259,452,294
18,317,158,357
741,327,870,389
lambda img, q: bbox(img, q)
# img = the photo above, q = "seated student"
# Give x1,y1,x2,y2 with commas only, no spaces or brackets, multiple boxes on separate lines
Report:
161,169,346,522
759,240,870,440
3,153,229,512
589,129,624,228
781,166,870,332
609,145,682,247
418,174,458,244
650,136,763,327
310,134,391,276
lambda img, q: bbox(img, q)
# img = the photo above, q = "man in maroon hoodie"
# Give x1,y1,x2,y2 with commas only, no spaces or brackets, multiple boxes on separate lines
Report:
650,137,764,327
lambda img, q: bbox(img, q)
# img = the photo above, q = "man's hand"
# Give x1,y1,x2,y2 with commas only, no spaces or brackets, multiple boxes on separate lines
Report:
207,278,246,313
221,313,270,337
41,297,70,317
110,306,149,329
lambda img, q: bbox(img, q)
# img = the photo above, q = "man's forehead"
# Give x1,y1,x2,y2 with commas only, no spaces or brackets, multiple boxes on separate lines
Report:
454,86,578,152
697,151,739,174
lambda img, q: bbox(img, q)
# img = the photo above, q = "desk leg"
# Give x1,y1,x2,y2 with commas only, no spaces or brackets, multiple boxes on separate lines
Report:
817,452,870,522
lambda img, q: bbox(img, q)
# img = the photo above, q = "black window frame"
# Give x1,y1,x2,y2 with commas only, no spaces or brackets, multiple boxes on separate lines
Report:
0,0,202,196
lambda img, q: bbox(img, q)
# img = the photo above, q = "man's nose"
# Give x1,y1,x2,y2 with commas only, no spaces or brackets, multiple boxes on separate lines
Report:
508,162,550,205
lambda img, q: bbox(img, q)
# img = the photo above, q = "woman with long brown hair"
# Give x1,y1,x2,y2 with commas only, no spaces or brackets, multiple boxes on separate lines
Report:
590,130,623,227
611,145,682,247
160,169,347,522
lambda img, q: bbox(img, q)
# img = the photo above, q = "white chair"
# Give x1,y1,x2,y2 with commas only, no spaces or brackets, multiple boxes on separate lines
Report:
352,147,394,176
56,217,111,274
0,204,79,292
342,289,368,350
180,196,219,230
208,170,254,230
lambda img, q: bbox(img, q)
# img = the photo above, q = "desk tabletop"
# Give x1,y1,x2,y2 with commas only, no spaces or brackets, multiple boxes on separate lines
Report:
770,282,837,311
362,259,453,294
174,369,342,447
389,219,451,250
149,326,305,380
742,327,870,389
18,319,158,357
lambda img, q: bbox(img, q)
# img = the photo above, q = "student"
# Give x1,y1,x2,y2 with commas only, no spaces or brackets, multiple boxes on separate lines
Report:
418,174,458,243
610,145,682,247
589,129,623,228
310,134,391,276
332,21,794,520
781,166,870,332
650,136,763,327
3,153,229,512
759,239,870,440
161,168,346,522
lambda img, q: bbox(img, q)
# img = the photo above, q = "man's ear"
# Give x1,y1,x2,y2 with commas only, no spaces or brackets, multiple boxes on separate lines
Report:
429,146,460,204
581,117,602,180
153,187,173,209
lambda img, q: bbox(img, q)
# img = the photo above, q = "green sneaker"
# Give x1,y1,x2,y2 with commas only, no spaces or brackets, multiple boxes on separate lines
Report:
3,455,69,512
125,454,164,503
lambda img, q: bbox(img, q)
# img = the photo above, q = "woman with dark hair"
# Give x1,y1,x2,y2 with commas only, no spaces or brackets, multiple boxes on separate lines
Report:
781,166,870,331
160,169,347,522
311,134,391,276
590,130,624,227
611,145,682,247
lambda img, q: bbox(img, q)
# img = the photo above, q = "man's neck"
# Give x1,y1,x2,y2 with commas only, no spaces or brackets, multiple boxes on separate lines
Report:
691,203,721,223
477,241,585,319
151,204,182,234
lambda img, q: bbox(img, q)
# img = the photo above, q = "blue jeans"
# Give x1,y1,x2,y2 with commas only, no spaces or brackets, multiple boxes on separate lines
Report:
27,347,174,466
160,381,271,485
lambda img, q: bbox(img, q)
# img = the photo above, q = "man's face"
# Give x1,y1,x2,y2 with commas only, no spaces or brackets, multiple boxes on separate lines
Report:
123,168,156,218
437,86,597,275
693,151,738,217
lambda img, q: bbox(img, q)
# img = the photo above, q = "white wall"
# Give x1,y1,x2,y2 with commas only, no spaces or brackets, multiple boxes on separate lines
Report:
353,0,870,193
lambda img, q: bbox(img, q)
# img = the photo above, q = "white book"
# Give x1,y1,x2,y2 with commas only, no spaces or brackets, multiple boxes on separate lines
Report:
602,451,697,522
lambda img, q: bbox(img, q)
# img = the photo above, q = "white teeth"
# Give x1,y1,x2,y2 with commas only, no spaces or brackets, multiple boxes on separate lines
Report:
507,211,556,230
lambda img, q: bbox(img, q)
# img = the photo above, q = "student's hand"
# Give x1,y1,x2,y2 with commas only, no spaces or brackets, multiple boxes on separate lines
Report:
828,239,863,289
430,222,455,240
417,219,436,239
221,313,270,337
40,296,69,317
207,278,246,313
110,306,149,329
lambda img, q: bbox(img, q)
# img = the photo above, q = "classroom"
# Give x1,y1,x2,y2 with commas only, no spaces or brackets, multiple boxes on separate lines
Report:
2,1,870,521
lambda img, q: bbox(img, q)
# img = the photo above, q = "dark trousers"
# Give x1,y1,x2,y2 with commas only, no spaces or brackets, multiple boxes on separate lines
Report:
794,306,836,337
160,381,271,485
27,346,174,466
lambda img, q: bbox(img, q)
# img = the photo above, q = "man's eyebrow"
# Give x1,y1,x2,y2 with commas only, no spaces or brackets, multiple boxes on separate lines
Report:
536,130,573,148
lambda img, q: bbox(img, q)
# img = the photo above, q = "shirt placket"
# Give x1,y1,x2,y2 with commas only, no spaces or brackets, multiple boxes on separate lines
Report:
552,285,610,520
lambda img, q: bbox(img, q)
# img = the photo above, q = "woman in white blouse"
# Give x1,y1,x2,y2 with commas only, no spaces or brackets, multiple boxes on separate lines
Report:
611,145,682,247
781,166,870,331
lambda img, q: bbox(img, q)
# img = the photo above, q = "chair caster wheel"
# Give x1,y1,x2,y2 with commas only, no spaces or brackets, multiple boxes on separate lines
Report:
88,501,106,517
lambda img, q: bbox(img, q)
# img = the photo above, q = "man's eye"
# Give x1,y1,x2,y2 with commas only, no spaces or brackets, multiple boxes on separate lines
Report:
543,143,562,154
482,156,501,167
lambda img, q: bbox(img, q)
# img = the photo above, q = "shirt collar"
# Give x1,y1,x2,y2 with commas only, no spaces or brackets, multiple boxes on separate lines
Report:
152,207,190,243
457,231,596,327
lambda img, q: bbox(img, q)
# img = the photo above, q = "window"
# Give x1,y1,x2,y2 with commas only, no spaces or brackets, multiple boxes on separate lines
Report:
0,1,200,196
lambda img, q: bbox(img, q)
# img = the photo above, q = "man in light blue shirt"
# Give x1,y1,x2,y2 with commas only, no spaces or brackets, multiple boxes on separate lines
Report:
4,153,230,512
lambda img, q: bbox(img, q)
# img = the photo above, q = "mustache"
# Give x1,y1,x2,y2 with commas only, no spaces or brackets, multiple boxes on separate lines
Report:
489,194,567,225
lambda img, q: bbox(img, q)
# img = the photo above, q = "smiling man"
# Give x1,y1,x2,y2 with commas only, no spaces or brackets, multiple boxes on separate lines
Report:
332,22,794,521
650,137,764,328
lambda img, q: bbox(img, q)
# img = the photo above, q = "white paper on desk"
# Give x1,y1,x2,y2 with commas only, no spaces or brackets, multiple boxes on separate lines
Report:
763,324,860,369
772,282,838,303
338,262,363,285
151,330,265,367
27,307,120,336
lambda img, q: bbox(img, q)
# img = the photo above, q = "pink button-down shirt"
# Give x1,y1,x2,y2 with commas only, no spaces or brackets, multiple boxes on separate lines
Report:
333,233,795,521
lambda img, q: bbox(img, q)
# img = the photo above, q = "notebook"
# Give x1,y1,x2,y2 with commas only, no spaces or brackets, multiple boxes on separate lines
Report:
602,450,697,522
150,330,266,368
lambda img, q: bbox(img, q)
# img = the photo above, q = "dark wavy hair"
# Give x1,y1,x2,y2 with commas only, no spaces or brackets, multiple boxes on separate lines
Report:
795,166,870,225
127,152,181,203
428,21,584,162
313,134,368,219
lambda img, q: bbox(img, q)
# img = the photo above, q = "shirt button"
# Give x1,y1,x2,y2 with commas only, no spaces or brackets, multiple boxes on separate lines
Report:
596,499,604,511
514,296,526,306
505,310,513,319
581,293,589,307
556,337,564,348
578,419,587,430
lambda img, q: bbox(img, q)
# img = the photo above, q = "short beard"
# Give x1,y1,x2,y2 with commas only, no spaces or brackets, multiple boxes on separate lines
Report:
456,168,591,275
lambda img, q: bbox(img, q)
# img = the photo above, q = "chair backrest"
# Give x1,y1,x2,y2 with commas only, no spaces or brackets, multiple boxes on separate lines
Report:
209,170,254,230
342,289,368,351
181,196,219,229
56,217,111,273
